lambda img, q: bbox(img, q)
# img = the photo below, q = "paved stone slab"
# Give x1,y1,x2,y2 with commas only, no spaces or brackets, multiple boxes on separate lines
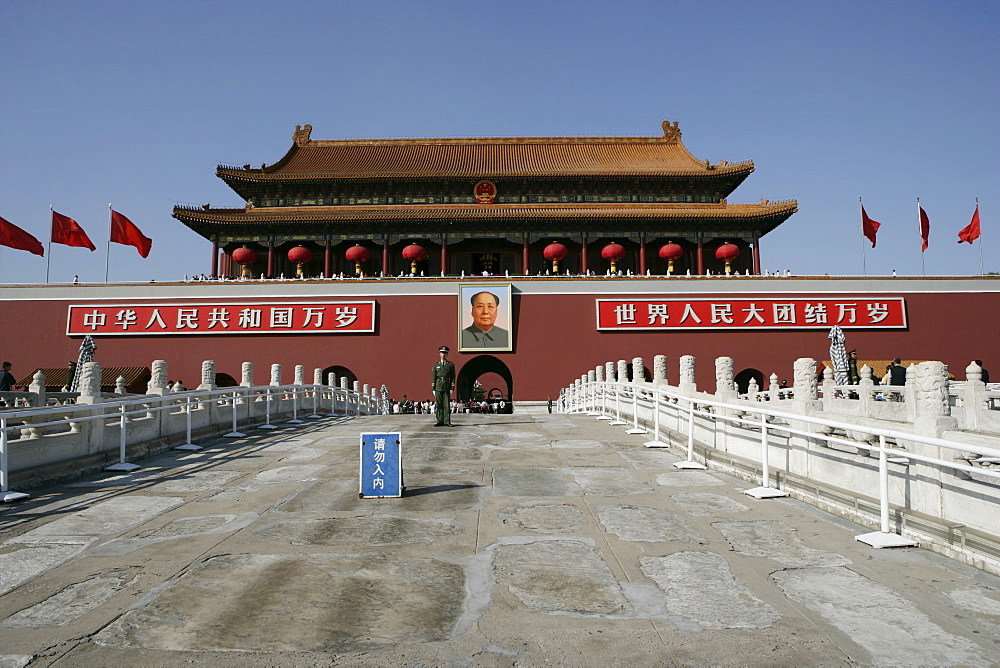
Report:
641,551,779,629
92,553,466,651
501,504,588,533
615,447,683,468
773,567,991,666
571,467,651,496
143,469,243,492
0,544,82,596
9,496,184,545
551,439,602,449
492,468,578,497
598,505,703,543
655,471,725,487
493,539,629,615
254,516,462,545
713,520,852,567
671,492,750,516
1,574,131,627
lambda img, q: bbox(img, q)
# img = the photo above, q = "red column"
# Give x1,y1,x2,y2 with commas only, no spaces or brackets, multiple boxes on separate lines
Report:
752,236,761,275
382,239,390,276
696,237,705,275
440,237,448,275
522,239,530,275
581,238,588,274
324,241,332,277
267,241,275,277
211,242,219,277
638,236,647,275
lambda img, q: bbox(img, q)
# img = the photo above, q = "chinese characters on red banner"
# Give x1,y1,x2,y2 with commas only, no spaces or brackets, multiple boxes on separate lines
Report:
67,302,376,335
596,298,906,330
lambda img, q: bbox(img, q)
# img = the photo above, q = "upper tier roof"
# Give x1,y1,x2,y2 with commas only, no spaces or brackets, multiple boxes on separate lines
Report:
217,122,754,182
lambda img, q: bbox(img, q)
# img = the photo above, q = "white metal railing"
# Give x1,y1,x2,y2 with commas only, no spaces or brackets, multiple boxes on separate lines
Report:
562,379,1000,547
1,383,383,500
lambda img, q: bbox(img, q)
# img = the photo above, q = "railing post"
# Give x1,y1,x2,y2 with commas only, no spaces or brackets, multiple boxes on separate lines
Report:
0,416,30,502
673,399,707,469
260,387,277,429
644,388,668,448
743,410,788,498
308,384,322,419
288,386,303,424
627,382,646,434
610,382,627,425
175,395,200,451
106,403,140,472
224,389,246,437
855,435,917,547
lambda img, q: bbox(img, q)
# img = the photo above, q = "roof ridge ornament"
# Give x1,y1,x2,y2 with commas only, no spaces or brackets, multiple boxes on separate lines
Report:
293,124,313,146
661,120,681,143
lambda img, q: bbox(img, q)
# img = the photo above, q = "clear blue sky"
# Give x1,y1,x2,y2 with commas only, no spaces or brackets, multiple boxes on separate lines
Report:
2,0,997,283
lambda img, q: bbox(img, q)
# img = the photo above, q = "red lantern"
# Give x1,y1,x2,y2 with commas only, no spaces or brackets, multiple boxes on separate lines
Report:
287,245,313,277
401,243,428,275
715,242,740,275
602,242,626,274
345,244,371,275
658,242,683,274
543,242,568,273
231,245,258,278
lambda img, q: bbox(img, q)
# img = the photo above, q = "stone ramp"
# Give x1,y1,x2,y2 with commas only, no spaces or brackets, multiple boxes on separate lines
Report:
0,413,998,666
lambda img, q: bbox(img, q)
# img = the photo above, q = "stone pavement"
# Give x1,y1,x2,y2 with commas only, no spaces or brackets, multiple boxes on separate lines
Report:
1,412,998,667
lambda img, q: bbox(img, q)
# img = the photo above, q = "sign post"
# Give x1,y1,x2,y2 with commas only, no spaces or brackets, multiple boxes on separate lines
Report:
360,432,402,498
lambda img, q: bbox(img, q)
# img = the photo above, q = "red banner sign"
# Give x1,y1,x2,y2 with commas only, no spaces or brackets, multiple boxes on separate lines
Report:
597,298,906,330
67,301,376,336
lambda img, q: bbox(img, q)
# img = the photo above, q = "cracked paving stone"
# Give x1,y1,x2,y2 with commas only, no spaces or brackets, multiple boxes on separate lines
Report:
598,506,703,543
671,492,749,516
570,467,651,496
254,516,462,545
713,520,851,568
501,504,587,533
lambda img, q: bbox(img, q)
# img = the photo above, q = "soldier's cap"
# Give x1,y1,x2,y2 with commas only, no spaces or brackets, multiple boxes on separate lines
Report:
439,345,450,353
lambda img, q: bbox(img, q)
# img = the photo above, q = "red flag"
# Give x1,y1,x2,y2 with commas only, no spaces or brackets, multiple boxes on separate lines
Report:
861,205,881,248
51,211,96,250
110,210,152,258
919,205,930,252
0,216,44,256
958,204,981,244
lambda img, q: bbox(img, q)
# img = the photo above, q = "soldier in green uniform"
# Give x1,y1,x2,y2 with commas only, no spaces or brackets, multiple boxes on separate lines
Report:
432,345,456,427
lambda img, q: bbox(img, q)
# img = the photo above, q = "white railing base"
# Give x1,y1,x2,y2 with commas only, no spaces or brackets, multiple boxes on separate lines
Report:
223,431,246,438
1,490,30,503
644,440,669,448
258,424,279,430
609,420,628,426
287,419,304,424
174,444,202,451
855,531,918,548
626,428,647,435
306,414,323,419
585,412,601,416
673,461,707,470
743,486,789,499
595,416,613,420
105,462,141,472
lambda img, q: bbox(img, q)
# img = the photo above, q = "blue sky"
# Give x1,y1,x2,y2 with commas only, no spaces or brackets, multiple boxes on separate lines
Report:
1,0,997,283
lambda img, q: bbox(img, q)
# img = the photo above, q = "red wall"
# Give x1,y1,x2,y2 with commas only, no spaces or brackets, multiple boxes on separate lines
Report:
2,284,997,402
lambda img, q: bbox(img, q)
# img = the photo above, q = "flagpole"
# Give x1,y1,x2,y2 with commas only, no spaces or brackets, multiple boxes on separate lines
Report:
859,197,867,276
977,198,984,276
917,197,925,276
46,205,53,284
105,203,113,283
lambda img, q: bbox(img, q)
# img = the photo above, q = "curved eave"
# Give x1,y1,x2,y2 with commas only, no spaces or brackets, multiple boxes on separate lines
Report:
174,201,796,239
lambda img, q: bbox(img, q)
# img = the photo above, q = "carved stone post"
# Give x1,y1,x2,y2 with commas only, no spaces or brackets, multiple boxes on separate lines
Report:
632,357,645,382
904,363,918,422
294,365,305,385
116,376,127,395
587,370,596,383
858,364,874,416
76,362,103,405
913,361,957,436
147,360,168,395
198,360,217,391
313,368,323,385
715,357,737,400
821,365,835,409
241,362,254,387
617,360,629,385
353,381,361,393
29,370,46,408
768,373,778,402
595,365,604,382
339,376,349,390
747,377,759,398
679,355,696,394
605,361,615,382
327,372,336,387
653,355,667,387
792,358,818,401
270,364,282,387
964,361,987,431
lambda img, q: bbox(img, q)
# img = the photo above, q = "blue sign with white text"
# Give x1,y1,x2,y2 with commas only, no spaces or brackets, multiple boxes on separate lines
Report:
360,432,402,498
